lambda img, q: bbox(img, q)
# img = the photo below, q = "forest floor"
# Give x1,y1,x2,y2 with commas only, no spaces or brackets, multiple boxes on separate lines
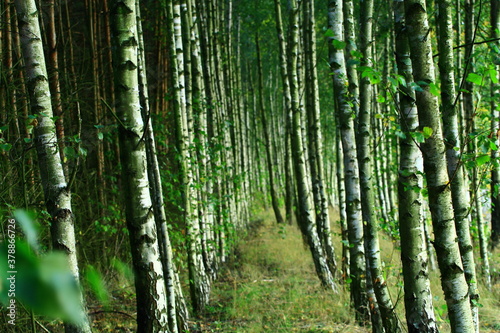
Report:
195,208,368,333
5,209,500,332
196,208,500,333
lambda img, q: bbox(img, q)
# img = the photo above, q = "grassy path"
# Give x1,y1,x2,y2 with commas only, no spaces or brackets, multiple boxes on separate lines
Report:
196,209,500,332
196,210,369,333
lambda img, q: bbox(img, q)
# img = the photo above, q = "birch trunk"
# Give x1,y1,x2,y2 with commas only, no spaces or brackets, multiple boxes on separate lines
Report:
436,0,480,327
256,33,285,225
404,0,474,330
111,1,169,331
490,0,500,249
167,0,211,313
357,0,400,330
135,3,183,331
328,0,368,323
14,0,92,331
273,0,295,225
394,1,438,331
303,0,337,275
335,129,350,283
288,0,336,291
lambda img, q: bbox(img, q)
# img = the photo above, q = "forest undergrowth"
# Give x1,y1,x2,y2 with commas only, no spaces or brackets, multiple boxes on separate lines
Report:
195,208,500,333
9,208,500,333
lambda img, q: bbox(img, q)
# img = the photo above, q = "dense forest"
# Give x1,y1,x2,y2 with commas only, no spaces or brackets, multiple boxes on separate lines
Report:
1,0,500,332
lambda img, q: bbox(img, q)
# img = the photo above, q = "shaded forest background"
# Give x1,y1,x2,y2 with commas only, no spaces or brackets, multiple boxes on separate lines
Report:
1,0,500,332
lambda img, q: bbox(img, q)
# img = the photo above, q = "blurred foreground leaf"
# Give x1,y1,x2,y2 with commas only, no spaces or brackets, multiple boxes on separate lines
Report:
0,240,86,325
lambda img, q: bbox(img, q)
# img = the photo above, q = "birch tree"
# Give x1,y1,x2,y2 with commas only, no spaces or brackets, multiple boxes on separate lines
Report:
394,1,438,331
273,0,295,225
14,0,92,331
111,1,169,331
357,0,400,329
328,0,368,323
404,0,474,330
167,0,210,313
256,33,285,225
303,0,337,276
288,0,336,291
436,0,479,327
135,2,187,331
491,0,500,250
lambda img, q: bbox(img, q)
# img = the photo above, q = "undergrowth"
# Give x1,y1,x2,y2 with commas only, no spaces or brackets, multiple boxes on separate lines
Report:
197,208,500,333
3,208,499,332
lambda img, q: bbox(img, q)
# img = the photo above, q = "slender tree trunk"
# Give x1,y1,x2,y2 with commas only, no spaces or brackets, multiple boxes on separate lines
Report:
288,0,336,291
303,0,337,276
167,0,211,313
436,0,480,327
342,0,359,117
14,0,92,331
394,1,438,331
61,0,83,189
87,0,106,214
463,0,492,292
404,0,474,330
357,0,400,330
135,3,183,331
46,0,67,178
256,33,284,225
328,0,368,323
274,0,295,225
490,0,500,250
111,1,169,331
335,129,350,284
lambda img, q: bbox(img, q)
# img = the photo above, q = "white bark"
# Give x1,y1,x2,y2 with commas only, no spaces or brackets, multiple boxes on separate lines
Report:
14,1,92,331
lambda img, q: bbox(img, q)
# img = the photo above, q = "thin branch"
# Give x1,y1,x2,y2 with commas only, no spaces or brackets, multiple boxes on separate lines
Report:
433,37,500,58
89,309,136,320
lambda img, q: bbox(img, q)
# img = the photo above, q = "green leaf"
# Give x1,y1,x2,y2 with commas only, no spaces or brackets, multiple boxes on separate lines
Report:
332,39,347,50
324,29,335,38
396,75,407,87
388,77,398,88
64,146,77,159
346,59,360,66
79,147,88,157
476,154,490,166
399,169,412,177
0,143,12,152
423,127,433,139
395,130,406,139
350,50,363,59
429,83,440,97
376,95,386,103
410,82,424,92
97,132,104,140
466,73,484,86
411,131,425,143
0,241,86,325
13,210,39,251
489,69,499,84
85,265,109,305
490,140,498,151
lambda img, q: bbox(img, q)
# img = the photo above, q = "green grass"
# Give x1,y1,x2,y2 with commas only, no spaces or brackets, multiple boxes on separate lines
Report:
199,208,500,332
199,209,368,332
8,207,497,332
